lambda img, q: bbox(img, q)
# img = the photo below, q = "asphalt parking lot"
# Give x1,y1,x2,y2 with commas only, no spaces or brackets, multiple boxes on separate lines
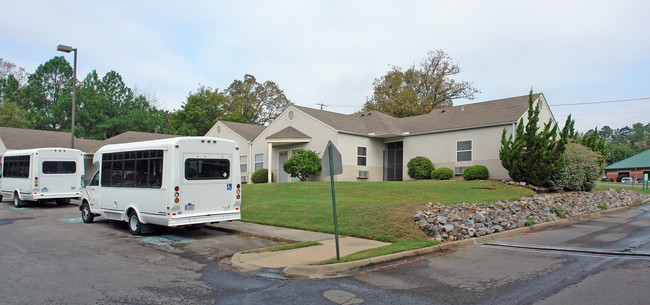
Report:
0,199,278,304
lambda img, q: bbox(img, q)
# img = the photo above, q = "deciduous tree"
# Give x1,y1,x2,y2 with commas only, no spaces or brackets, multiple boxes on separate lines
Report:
168,85,226,135
282,149,322,182
363,50,479,118
224,74,292,125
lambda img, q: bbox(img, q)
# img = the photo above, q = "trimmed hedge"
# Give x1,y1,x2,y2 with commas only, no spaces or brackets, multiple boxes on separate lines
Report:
251,168,269,184
407,156,434,179
431,167,454,180
462,165,489,180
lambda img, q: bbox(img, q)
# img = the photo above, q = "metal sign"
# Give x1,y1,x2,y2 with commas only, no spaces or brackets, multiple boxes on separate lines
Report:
322,140,342,260
321,141,342,176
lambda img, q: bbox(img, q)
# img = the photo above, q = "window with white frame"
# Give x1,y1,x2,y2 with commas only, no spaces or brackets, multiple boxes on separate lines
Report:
254,153,264,171
357,146,367,166
291,149,301,156
457,140,472,162
240,155,247,173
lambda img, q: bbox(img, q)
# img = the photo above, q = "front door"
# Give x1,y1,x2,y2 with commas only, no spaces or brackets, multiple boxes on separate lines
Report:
384,142,403,181
278,151,289,183
84,171,100,210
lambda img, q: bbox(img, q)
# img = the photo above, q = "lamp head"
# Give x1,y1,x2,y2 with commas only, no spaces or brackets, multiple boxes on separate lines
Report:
57,44,74,53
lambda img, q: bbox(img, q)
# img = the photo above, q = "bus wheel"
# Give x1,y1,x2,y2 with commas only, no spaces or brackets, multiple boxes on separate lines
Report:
81,202,94,223
13,193,23,208
128,212,142,235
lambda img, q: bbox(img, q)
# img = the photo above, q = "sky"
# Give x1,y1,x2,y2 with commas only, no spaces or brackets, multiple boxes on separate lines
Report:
2,0,649,132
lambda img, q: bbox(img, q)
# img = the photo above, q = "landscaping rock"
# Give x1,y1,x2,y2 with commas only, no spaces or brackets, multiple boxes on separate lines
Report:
415,189,649,243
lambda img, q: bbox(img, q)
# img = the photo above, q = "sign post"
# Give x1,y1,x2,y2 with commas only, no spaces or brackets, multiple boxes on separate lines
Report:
322,141,342,260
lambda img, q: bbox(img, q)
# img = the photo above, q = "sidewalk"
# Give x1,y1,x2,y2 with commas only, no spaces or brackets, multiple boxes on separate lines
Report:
207,200,650,278
208,221,389,275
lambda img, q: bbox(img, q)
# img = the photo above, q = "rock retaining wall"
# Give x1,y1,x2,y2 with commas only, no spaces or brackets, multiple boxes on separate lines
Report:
413,189,649,242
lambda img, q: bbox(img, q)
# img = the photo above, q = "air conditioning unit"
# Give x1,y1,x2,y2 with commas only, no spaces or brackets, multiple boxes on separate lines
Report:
357,170,369,179
454,167,466,176
241,176,247,184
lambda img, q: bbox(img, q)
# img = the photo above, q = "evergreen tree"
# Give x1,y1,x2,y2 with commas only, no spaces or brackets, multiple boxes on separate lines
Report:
499,91,572,186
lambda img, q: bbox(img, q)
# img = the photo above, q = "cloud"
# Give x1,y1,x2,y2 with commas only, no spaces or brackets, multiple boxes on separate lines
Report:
1,0,649,131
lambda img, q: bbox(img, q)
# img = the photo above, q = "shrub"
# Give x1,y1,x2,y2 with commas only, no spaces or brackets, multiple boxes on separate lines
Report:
282,149,322,182
251,168,269,184
548,142,603,192
462,165,489,180
407,156,434,179
525,217,535,227
431,167,454,180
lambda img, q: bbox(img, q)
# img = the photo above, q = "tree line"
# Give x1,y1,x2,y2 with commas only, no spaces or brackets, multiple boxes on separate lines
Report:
0,58,292,140
584,124,650,165
1,49,480,141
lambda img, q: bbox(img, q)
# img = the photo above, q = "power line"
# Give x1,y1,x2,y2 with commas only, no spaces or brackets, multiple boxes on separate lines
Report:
550,97,650,107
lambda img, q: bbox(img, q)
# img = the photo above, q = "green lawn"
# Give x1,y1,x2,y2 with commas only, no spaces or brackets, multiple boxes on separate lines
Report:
241,180,535,242
595,183,650,195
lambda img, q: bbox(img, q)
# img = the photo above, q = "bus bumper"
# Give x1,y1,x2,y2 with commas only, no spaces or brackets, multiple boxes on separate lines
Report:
25,192,82,201
168,211,241,226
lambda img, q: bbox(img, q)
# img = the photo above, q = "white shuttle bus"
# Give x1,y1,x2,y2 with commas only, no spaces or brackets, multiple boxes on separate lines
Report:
1,148,85,207
80,137,242,234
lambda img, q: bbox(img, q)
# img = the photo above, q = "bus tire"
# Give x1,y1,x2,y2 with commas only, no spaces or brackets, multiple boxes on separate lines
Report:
81,202,94,223
128,211,142,235
13,193,23,207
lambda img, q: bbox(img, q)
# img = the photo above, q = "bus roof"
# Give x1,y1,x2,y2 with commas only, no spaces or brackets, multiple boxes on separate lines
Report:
2,147,83,157
94,136,238,155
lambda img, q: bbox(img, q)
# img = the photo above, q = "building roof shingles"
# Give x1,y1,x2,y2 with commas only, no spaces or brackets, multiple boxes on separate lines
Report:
221,121,266,142
293,94,537,136
266,126,310,139
0,127,102,152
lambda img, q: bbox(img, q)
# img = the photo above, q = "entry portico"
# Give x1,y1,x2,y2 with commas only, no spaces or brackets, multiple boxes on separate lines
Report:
265,126,311,183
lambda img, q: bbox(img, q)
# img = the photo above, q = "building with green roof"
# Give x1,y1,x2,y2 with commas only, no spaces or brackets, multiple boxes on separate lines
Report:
603,149,650,181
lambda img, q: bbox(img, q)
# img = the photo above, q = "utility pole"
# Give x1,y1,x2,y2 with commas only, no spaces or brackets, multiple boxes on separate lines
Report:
316,103,327,110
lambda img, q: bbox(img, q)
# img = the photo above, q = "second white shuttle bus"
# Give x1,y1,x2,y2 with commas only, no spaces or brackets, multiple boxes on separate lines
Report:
80,137,242,234
1,148,85,207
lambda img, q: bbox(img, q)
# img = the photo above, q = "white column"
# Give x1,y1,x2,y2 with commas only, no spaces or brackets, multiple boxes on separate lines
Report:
248,141,253,183
267,142,273,183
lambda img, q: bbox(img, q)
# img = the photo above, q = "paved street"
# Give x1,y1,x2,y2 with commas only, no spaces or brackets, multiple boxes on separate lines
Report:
1,199,648,304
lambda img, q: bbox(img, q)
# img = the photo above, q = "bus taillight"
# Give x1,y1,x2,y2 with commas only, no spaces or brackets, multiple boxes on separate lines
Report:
174,186,180,203
34,177,38,187
236,184,241,199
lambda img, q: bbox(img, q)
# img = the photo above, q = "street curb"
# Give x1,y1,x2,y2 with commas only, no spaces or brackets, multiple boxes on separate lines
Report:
233,198,650,279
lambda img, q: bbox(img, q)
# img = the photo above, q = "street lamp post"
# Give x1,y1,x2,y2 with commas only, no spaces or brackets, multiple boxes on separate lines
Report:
56,44,77,149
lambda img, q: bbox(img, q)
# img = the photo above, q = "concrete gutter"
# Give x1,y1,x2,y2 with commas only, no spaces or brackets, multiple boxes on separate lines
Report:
231,198,650,279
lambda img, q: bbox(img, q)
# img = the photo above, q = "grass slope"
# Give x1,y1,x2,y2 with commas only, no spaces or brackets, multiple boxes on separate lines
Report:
242,180,535,242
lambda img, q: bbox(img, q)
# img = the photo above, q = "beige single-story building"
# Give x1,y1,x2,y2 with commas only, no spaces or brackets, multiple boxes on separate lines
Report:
205,93,556,183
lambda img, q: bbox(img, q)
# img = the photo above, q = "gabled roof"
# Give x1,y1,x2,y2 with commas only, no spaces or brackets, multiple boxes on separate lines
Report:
603,149,650,170
266,126,310,139
398,94,538,134
210,93,543,141
0,127,102,153
221,121,266,142
295,94,538,136
88,131,178,153
294,105,401,135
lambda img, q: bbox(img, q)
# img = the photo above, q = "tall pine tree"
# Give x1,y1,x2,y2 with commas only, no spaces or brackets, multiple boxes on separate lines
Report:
500,91,572,186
